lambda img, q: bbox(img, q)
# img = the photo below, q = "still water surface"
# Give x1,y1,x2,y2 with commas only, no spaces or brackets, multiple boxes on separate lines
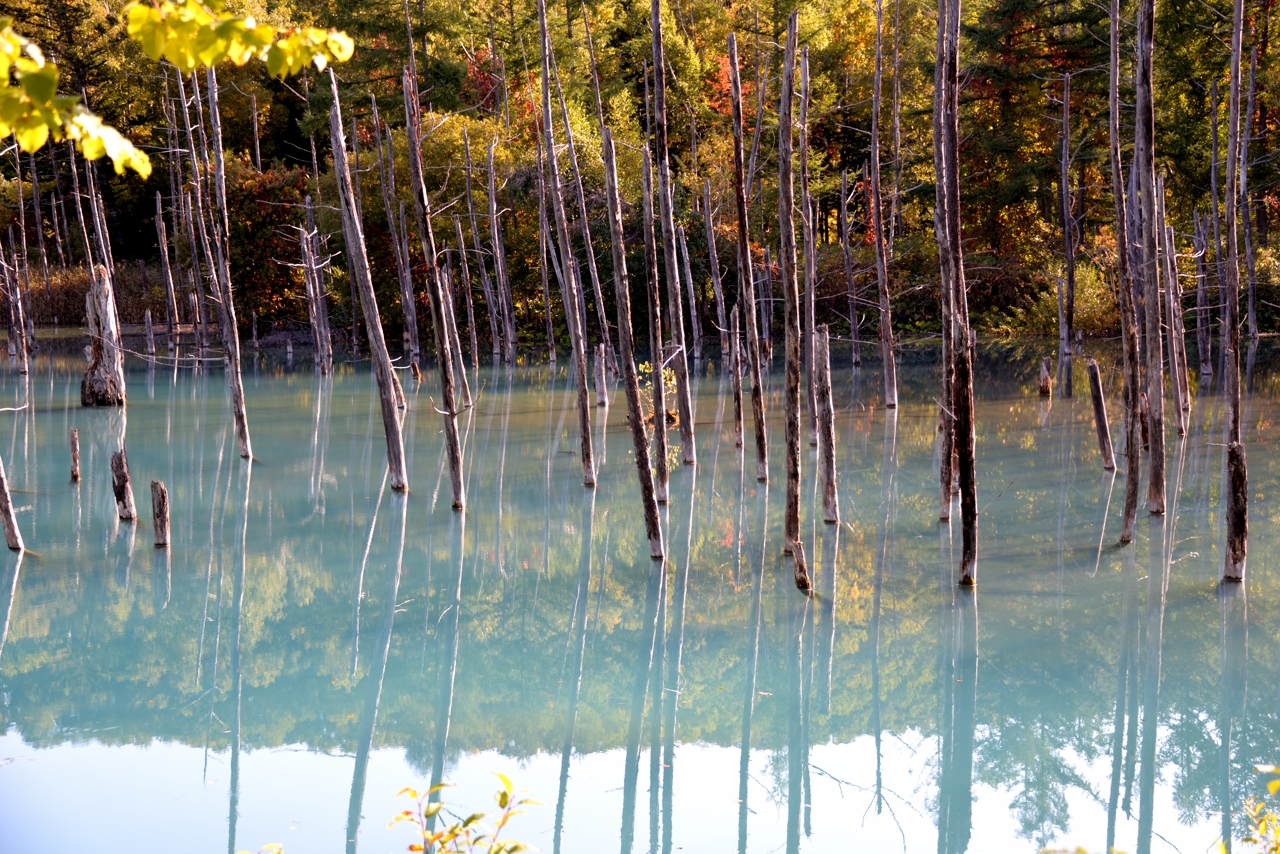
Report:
0,339,1277,854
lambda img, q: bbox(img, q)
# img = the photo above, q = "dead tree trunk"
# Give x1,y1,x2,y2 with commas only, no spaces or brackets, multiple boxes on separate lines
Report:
728,33,769,483
642,147,670,503
0,454,22,551
779,12,802,551
1243,47,1259,341
304,196,334,372
1223,0,1248,581
841,170,861,367
151,481,170,547
677,225,703,361
1060,74,1076,346
938,0,977,581
602,128,663,559
872,0,897,408
731,305,743,447
69,428,79,481
549,50,617,375
329,77,409,494
145,309,155,356
1111,0,1142,543
1136,0,1165,514
110,447,137,521
1194,213,1212,380
703,181,729,357
816,324,839,523
82,265,125,406
371,96,420,367
155,193,178,350
27,153,51,316
462,130,502,362
488,141,518,364
649,0,696,466
799,48,818,443
1088,358,1116,471
537,0,595,487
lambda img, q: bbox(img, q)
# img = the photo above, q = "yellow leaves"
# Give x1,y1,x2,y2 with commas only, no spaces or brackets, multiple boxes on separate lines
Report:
124,1,353,79
0,19,151,178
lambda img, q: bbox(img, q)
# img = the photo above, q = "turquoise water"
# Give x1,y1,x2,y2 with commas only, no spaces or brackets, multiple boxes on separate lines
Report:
0,338,1276,854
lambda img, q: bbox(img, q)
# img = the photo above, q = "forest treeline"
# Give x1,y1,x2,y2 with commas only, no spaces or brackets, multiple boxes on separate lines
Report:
0,0,1274,342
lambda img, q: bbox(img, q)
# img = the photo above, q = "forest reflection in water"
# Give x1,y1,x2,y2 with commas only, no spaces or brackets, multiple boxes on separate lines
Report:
0,336,1277,854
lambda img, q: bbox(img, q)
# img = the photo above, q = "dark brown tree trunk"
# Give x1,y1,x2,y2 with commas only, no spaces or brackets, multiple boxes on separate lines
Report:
1224,0,1248,580
1136,0,1165,514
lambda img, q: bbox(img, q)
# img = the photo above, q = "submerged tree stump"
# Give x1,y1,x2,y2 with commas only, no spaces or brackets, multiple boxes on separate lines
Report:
82,265,126,407
1224,442,1248,582
151,480,170,547
110,447,137,521
1039,357,1053,396
69,428,80,481
816,325,839,524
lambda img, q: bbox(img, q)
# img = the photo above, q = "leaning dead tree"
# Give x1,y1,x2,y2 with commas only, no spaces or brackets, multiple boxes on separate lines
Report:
538,0,595,487
936,0,977,583
603,128,664,559
329,74,409,493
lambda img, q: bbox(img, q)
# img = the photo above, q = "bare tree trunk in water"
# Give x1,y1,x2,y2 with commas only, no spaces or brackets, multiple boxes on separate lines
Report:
871,0,896,408
537,0,595,487
799,49,818,445
840,171,862,367
728,33,769,483
649,0,696,465
934,3,955,523
937,0,977,582
641,147,671,504
1060,73,1076,348
330,76,409,494
779,13,802,552
1243,47,1259,341
1111,0,1142,543
1224,0,1248,581
704,181,729,357
1136,0,1165,514
602,128,664,559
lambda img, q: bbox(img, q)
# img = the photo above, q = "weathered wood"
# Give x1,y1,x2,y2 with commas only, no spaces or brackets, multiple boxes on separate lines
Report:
1194,213,1212,380
1087,358,1116,471
1110,0,1142,544
330,74,409,493
703,181,729,356
730,305,743,448
462,129,502,361
488,140,518,364
1040,356,1053,396
1136,0,1165,514
840,171,861,366
791,538,811,593
779,12,802,551
82,265,125,406
534,129,557,363
549,48,617,375
453,216,480,367
602,128,664,559
871,0,897,409
371,97,419,366
155,193,179,350
1224,441,1247,581
641,147,670,504
595,344,608,407
728,33,768,483
677,225,703,361
1060,74,1076,345
649,0,695,467
151,480,170,547
440,258,472,408
145,309,155,356
0,453,22,551
537,3,595,488
1223,0,1247,578
799,49,818,444
69,428,79,481
110,447,137,521
816,325,839,524
303,196,334,373
1244,47,1259,341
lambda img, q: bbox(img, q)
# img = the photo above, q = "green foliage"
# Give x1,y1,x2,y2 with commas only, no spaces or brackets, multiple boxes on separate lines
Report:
982,260,1118,337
